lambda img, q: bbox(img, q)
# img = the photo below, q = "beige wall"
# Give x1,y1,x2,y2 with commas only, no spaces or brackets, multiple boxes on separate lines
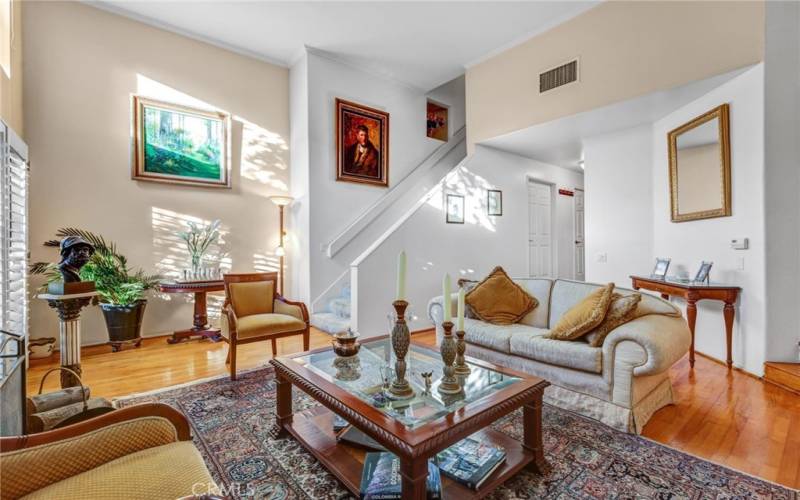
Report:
24,2,290,345
0,0,22,134
466,1,764,151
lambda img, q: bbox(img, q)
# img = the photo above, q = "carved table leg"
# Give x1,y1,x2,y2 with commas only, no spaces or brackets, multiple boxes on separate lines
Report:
686,292,698,368
400,457,428,500
167,291,222,344
523,391,548,473
723,301,735,369
272,372,293,438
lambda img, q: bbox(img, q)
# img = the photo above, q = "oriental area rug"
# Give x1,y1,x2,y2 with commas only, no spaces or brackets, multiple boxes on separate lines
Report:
116,367,797,499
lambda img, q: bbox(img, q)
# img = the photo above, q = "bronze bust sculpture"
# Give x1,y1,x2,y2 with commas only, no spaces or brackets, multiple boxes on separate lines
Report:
58,236,95,283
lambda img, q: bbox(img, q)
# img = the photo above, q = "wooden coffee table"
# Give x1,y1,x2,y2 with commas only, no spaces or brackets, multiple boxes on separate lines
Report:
269,337,549,499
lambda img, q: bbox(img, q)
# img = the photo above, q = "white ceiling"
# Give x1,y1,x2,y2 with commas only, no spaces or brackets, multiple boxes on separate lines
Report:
480,66,751,171
88,1,598,91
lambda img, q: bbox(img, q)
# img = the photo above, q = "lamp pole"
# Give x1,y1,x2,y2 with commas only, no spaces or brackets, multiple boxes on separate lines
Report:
269,196,293,297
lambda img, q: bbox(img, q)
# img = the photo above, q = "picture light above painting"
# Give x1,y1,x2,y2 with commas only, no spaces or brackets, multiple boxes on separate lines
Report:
131,96,232,188
336,98,390,188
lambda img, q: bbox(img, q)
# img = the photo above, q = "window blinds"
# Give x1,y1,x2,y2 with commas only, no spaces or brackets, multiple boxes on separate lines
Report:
0,121,28,342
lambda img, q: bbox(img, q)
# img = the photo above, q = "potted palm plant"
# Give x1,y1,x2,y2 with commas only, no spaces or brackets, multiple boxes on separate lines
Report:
31,228,160,351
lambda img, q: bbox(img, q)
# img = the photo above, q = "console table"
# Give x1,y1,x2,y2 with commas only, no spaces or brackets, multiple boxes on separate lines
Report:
630,275,740,369
159,281,224,344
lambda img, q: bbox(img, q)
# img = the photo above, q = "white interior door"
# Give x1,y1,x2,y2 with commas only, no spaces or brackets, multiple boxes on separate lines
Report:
528,180,553,278
574,189,585,281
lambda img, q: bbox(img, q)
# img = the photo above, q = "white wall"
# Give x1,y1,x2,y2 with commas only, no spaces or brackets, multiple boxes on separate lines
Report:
289,53,311,304
652,64,765,374
583,125,653,286
353,146,584,337
764,1,800,363
24,2,290,345
300,49,466,304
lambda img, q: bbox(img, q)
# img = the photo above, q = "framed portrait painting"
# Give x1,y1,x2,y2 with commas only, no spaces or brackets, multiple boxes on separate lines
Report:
336,98,389,187
132,96,231,188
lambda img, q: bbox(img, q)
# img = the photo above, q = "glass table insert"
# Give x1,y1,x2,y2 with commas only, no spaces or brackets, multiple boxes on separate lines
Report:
292,338,521,429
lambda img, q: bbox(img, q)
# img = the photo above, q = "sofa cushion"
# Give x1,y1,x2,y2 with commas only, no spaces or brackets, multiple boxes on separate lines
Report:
513,278,553,328
466,266,538,325
463,318,547,353
585,292,642,347
549,280,606,328
510,331,603,374
548,283,615,340
22,441,217,500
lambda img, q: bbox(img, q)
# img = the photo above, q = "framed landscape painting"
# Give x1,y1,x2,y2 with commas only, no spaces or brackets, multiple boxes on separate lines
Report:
132,96,231,188
336,98,389,187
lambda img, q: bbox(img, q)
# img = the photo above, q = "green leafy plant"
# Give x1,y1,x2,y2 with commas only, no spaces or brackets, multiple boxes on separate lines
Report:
30,228,160,306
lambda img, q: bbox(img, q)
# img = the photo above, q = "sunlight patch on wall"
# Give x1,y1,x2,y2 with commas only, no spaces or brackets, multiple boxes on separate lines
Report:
425,165,497,232
253,252,280,273
236,115,289,192
136,74,216,111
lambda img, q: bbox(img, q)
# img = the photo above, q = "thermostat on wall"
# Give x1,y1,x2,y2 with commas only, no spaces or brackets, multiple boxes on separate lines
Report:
730,238,749,250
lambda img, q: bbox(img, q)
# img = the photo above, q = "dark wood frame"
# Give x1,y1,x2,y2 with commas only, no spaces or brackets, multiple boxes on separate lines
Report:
132,95,232,188
335,98,390,187
446,194,465,224
270,340,549,499
426,99,449,142
0,403,190,452
668,103,731,222
223,272,309,381
631,275,740,369
159,280,225,344
487,189,503,216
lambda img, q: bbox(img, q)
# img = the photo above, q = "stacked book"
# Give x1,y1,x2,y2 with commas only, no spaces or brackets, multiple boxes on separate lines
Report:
435,435,506,490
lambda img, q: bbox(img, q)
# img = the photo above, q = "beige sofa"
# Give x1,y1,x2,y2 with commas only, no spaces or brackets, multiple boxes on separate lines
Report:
428,278,691,433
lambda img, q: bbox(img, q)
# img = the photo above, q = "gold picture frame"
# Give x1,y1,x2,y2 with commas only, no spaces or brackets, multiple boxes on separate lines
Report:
667,103,731,222
132,95,231,188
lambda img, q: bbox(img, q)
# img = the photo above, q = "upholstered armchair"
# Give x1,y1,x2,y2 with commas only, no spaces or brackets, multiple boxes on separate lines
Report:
221,272,310,380
0,403,218,500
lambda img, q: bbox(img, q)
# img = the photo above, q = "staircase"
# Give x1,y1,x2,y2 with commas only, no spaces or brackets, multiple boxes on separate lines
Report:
309,127,468,334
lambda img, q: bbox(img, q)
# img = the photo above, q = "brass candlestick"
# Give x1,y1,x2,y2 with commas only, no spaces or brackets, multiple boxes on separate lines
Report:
454,330,471,376
388,300,414,400
438,321,462,395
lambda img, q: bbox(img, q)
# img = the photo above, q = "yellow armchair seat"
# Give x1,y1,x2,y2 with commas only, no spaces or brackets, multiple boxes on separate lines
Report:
22,441,216,500
232,313,307,339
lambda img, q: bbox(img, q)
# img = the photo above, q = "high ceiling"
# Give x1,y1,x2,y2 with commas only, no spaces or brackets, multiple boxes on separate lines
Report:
88,1,598,90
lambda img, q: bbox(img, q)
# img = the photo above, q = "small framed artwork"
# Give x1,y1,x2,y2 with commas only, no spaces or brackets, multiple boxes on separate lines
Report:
446,194,465,224
487,189,503,216
132,96,231,188
651,257,671,279
426,100,448,141
336,98,389,187
693,261,713,284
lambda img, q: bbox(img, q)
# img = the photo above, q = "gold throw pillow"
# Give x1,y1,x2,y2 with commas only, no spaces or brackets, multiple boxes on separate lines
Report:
585,292,642,347
547,283,615,340
465,266,538,325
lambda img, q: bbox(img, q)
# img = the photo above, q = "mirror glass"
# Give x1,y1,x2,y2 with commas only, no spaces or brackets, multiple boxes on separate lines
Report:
668,105,730,222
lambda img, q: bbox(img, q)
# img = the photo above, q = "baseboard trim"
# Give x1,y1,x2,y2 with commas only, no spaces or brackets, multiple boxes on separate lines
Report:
694,351,761,380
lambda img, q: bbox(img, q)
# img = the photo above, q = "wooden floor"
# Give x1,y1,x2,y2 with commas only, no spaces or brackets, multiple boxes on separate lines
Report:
27,329,800,490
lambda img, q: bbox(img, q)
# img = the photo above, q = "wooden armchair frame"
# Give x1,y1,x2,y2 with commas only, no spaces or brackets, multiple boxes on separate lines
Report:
222,272,310,380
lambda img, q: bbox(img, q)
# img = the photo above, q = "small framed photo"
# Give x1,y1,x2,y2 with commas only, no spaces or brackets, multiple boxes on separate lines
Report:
651,257,671,279
694,261,713,284
487,189,503,216
446,194,465,224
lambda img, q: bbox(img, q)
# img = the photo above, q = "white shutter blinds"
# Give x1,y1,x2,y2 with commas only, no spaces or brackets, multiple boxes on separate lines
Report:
0,121,28,340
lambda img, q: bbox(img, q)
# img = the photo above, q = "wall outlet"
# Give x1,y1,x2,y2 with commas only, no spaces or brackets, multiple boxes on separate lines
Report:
597,253,607,263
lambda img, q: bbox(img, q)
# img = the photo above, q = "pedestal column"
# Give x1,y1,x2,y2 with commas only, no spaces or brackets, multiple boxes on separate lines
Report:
39,292,96,388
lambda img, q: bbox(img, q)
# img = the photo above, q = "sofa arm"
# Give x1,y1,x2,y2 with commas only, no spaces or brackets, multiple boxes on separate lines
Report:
602,314,691,378
0,404,190,499
427,293,460,344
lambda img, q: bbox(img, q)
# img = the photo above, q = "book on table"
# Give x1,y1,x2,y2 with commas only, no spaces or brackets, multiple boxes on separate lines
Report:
337,425,387,452
435,435,506,490
360,452,442,500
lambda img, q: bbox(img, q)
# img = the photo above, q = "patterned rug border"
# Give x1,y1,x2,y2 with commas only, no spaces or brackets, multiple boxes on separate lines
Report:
115,366,799,496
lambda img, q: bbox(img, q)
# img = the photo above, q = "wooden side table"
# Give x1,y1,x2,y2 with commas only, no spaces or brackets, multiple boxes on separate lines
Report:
630,275,740,369
159,281,225,344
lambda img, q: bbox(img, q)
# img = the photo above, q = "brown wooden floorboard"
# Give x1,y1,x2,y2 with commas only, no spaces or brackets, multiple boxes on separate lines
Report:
26,329,800,489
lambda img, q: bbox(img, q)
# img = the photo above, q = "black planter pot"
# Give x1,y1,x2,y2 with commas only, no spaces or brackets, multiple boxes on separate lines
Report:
100,300,146,352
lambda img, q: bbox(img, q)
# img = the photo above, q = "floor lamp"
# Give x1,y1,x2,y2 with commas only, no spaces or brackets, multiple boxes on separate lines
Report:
269,195,293,296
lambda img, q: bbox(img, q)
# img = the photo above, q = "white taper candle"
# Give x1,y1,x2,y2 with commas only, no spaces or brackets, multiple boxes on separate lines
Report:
396,251,407,301
442,274,452,322
457,287,465,331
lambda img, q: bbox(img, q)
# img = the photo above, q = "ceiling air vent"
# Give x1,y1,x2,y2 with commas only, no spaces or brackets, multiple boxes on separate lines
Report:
539,59,578,93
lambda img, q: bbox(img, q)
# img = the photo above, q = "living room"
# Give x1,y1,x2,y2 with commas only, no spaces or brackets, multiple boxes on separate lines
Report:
1,1,798,499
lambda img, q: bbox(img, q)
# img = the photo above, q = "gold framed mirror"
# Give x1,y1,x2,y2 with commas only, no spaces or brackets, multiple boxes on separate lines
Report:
668,104,731,222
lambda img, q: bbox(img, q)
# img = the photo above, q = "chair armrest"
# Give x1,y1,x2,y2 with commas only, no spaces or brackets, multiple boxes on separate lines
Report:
221,303,237,338
0,404,192,499
275,296,310,323
427,293,461,345
602,314,691,378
